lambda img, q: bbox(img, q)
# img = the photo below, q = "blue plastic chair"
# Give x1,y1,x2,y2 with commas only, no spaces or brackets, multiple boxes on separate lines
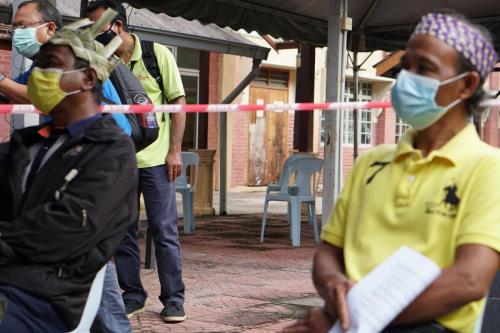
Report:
260,157,324,247
175,152,199,234
266,153,314,195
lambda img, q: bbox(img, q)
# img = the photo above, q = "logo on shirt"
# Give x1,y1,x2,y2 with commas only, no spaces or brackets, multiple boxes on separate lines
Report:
366,161,391,185
133,93,149,105
425,183,460,218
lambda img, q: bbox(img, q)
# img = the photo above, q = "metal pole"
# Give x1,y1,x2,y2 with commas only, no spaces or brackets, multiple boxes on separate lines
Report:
353,51,359,160
220,112,227,215
322,0,348,226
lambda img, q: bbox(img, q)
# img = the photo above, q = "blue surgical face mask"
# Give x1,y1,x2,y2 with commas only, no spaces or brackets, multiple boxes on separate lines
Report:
391,69,468,130
13,23,48,58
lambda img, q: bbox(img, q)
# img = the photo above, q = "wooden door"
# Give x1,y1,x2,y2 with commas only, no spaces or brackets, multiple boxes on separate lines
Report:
248,87,288,186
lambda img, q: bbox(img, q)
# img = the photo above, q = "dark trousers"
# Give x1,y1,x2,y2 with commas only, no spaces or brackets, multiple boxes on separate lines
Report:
0,285,67,333
383,323,454,333
115,165,185,306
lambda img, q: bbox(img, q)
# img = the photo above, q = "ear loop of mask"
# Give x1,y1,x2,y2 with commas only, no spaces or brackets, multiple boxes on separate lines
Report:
438,72,470,111
97,22,115,37
62,68,87,95
35,22,50,44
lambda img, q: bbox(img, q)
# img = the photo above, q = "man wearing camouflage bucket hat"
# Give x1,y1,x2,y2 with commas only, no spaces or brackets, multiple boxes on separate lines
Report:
0,8,138,332
284,11,500,333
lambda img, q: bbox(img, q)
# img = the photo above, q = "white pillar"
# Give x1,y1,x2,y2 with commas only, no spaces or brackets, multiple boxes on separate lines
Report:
322,0,349,226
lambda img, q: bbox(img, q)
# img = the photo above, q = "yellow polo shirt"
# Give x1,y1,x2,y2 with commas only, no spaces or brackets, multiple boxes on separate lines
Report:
322,123,500,333
127,34,185,168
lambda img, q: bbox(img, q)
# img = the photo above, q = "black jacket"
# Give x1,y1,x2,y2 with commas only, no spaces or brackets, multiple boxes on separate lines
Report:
0,116,138,330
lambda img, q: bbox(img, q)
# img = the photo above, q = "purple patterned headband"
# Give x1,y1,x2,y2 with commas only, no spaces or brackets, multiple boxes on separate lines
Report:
412,13,498,79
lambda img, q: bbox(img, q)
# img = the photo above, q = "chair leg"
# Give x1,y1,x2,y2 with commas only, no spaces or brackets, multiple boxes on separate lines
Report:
287,202,291,225
260,198,270,242
182,191,191,234
290,197,301,247
307,202,313,225
189,191,196,231
310,201,320,244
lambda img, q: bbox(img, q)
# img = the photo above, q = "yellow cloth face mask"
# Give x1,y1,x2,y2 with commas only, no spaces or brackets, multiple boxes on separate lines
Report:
27,67,83,115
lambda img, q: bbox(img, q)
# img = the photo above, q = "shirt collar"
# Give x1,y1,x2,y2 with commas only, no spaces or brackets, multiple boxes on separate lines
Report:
393,123,480,166
38,113,103,139
128,33,142,63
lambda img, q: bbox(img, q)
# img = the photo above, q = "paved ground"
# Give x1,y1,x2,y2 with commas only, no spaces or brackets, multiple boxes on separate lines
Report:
173,189,323,216
131,213,323,333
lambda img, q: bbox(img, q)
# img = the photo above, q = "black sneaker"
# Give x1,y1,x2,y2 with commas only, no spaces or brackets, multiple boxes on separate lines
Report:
161,302,186,322
124,299,145,318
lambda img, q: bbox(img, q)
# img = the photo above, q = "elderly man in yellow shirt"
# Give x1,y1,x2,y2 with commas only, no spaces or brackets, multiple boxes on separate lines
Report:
284,11,500,333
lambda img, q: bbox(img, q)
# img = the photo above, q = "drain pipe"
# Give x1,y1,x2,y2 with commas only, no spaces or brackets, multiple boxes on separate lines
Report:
219,58,262,215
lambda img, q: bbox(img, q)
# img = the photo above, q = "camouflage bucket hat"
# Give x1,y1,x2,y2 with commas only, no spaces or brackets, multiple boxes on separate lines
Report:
46,8,122,82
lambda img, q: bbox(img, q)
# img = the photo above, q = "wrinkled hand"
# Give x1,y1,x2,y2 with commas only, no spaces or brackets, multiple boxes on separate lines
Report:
166,150,182,182
282,307,334,333
323,279,355,331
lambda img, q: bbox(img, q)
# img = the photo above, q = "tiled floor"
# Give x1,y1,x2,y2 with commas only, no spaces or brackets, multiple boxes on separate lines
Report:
130,213,323,333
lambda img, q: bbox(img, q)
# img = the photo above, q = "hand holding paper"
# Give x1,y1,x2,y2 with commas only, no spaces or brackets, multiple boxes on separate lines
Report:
329,247,441,333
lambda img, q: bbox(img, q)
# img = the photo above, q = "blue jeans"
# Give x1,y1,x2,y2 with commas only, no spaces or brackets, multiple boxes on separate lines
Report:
115,165,185,306
0,284,67,333
94,262,132,333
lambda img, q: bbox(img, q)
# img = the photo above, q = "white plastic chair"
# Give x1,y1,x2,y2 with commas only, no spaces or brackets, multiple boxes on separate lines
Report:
67,264,107,333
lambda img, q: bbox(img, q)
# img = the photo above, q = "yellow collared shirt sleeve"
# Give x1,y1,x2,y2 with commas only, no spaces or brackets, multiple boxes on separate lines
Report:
456,155,500,253
153,43,185,103
321,154,365,248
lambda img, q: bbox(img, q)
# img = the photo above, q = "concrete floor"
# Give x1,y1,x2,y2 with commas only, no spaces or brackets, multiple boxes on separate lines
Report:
175,189,323,216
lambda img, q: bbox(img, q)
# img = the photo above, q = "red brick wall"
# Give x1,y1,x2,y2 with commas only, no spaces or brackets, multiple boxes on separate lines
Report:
207,53,220,188
0,42,11,142
483,108,498,146
375,108,396,145
485,71,500,147
230,111,248,187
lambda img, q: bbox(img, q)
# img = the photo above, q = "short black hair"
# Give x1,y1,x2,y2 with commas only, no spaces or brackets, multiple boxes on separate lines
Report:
86,0,128,31
18,0,63,29
74,57,103,105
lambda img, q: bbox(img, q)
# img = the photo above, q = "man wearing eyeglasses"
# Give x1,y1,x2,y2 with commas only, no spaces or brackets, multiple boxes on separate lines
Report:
0,0,59,103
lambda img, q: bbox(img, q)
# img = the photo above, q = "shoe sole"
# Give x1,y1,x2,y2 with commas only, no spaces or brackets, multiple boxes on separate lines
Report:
162,315,187,322
127,307,145,318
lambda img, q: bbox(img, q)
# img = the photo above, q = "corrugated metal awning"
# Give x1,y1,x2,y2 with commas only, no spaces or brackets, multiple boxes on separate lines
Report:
122,0,500,52
0,0,269,60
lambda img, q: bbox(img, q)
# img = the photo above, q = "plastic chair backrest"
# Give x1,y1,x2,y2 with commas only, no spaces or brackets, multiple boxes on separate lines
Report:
68,264,107,333
287,158,324,197
276,154,313,187
175,152,199,190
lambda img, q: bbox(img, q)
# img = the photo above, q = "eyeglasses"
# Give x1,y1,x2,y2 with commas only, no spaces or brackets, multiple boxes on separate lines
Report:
8,20,48,36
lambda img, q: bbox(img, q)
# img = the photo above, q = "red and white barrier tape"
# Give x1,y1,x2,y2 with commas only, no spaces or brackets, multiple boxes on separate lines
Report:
2,99,499,114
0,101,392,114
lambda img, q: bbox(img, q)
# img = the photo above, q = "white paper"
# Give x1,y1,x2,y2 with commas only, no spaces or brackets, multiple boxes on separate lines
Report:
329,246,441,333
